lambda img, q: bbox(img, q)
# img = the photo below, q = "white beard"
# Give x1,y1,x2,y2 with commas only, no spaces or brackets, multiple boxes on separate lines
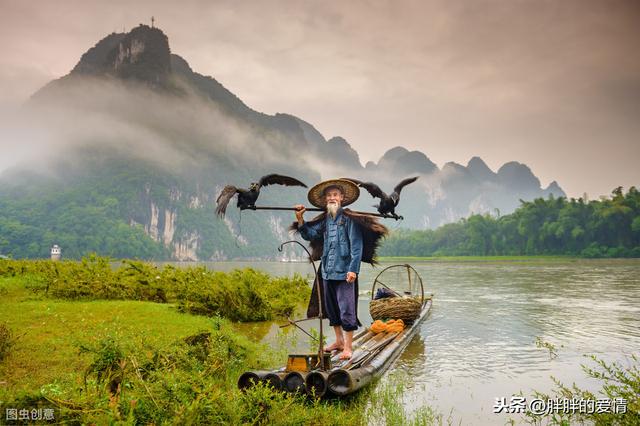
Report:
327,202,339,218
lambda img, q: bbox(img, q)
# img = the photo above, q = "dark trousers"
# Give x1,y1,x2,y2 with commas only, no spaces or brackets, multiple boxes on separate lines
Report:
323,279,358,331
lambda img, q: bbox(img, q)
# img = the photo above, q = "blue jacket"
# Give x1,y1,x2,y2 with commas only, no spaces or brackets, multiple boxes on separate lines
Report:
299,208,364,280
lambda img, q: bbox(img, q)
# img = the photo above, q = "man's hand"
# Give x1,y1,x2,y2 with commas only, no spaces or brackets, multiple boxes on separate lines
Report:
294,204,306,225
346,272,357,283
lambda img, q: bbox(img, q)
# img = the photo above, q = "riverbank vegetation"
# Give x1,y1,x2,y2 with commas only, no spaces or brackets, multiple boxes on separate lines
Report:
379,255,579,263
0,259,438,425
0,256,310,322
381,186,640,258
523,355,639,425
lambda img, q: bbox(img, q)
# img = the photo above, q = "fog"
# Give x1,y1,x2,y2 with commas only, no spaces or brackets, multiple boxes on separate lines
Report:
1,0,639,197
0,75,311,182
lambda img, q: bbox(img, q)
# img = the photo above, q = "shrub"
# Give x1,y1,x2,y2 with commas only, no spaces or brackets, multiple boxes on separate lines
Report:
0,257,310,322
525,354,640,425
581,243,606,258
79,337,126,394
176,268,310,322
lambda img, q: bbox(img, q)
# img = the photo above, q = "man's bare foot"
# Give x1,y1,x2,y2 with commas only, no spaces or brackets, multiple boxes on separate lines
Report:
324,342,344,352
339,349,352,360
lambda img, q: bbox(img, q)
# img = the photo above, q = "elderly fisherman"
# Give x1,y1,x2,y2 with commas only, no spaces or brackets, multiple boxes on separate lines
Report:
292,179,388,360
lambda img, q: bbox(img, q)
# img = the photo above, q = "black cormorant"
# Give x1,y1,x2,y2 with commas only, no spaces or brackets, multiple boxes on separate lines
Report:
344,176,418,220
216,174,307,217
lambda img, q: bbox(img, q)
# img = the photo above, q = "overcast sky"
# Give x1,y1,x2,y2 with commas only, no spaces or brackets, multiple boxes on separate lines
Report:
1,0,638,198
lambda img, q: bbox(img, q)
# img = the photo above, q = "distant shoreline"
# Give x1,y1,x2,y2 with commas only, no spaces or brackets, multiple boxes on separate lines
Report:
378,255,584,263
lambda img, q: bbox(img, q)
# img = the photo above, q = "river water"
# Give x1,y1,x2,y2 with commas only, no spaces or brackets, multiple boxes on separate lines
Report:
183,259,640,424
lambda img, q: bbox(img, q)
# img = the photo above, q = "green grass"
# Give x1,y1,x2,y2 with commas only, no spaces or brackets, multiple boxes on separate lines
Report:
0,276,214,394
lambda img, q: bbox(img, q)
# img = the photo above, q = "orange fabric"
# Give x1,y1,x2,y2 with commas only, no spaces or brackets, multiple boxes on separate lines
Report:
369,319,405,334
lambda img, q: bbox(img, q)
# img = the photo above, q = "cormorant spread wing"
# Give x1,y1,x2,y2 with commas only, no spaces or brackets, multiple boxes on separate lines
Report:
215,185,239,217
345,178,387,200
258,174,308,189
390,176,419,203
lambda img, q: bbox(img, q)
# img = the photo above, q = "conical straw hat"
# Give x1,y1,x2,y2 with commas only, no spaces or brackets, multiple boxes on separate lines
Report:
307,179,360,208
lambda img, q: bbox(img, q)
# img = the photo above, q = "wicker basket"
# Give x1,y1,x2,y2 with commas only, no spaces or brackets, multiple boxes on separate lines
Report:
369,296,422,324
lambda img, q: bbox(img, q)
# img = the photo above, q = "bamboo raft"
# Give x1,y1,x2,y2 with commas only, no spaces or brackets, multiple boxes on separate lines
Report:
238,296,433,398
238,255,432,398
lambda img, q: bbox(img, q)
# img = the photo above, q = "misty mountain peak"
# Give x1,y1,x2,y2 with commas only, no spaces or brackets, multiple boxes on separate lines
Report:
497,161,541,191
72,25,171,86
543,180,566,198
467,156,496,181
377,146,438,174
443,161,467,173
326,136,362,167
382,146,410,161
547,180,561,190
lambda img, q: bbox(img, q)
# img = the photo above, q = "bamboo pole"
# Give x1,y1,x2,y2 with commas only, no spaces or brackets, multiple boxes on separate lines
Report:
247,206,398,220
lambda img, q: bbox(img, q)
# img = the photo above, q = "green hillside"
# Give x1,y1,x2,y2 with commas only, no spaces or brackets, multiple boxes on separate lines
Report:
380,186,640,258
0,150,310,260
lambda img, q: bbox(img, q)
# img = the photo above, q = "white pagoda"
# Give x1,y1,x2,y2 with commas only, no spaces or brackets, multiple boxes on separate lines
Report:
51,244,61,261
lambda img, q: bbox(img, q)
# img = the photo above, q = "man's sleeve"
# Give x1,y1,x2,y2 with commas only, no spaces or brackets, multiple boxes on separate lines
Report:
348,219,363,273
299,220,323,241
